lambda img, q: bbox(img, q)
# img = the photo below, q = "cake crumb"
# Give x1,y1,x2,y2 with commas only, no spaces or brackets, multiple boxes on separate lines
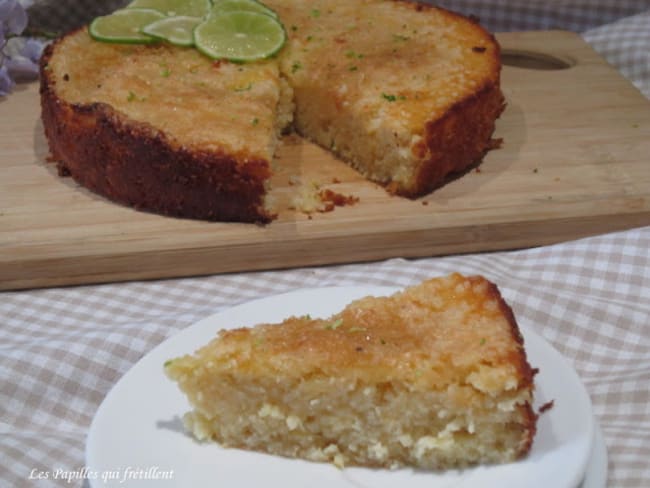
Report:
318,189,359,212
290,184,359,215
488,137,503,149
538,399,554,414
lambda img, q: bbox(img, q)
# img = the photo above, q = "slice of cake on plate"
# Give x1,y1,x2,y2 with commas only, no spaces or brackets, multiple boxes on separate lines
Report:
165,273,537,469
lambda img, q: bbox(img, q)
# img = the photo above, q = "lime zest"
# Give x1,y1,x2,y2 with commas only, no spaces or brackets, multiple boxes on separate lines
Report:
347,326,366,333
234,82,253,91
324,318,343,330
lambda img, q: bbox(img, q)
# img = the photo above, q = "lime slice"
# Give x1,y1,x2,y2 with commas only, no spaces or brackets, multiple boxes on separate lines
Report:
194,11,286,62
89,8,165,44
210,0,279,19
127,0,212,17
142,15,201,46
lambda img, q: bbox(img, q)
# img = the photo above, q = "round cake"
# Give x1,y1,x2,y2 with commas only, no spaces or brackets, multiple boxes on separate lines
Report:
40,0,504,223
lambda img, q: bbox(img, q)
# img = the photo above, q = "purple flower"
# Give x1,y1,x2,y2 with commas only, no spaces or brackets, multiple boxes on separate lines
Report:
0,0,28,38
1,0,44,96
0,64,15,96
5,36,44,80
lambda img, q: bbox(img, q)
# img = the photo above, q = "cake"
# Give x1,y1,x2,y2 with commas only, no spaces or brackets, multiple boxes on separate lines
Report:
165,273,537,469
40,0,504,223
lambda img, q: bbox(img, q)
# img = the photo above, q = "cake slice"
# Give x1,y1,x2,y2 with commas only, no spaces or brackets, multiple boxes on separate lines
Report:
165,273,537,470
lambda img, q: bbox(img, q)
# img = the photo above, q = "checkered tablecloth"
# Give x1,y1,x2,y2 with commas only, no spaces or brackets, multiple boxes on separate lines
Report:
3,226,650,487
3,1,650,487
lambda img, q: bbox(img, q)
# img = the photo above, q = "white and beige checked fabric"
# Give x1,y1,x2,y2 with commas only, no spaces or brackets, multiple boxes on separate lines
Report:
2,226,650,487
434,0,650,32
583,11,650,98
3,1,650,487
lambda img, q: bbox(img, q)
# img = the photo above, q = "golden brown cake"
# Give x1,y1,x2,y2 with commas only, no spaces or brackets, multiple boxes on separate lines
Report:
165,274,537,469
40,0,504,222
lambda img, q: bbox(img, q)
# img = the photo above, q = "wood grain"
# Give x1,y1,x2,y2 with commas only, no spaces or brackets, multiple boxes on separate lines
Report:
1,31,649,290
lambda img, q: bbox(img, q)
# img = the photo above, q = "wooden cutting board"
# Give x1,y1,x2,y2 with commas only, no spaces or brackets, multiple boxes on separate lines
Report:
1,30,649,291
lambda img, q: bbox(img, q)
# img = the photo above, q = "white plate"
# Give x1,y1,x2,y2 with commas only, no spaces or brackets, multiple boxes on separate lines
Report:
581,421,608,488
87,286,596,488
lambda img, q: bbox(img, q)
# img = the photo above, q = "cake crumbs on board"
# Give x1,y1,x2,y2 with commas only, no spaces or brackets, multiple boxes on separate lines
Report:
289,179,359,215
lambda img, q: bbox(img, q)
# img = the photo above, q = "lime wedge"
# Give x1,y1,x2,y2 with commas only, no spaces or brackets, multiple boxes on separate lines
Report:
89,8,165,44
142,15,201,46
127,0,212,18
194,11,286,62
210,0,279,19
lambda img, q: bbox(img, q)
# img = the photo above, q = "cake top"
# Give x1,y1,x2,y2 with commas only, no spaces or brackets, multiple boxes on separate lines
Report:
272,0,500,133
45,29,281,159
46,0,499,163
172,274,534,394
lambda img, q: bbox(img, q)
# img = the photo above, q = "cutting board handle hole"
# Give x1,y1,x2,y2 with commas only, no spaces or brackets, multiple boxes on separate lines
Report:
501,49,575,70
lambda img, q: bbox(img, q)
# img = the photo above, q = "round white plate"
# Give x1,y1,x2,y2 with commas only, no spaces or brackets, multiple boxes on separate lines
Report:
87,286,597,488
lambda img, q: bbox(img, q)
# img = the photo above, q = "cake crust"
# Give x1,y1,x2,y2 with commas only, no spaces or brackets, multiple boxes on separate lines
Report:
409,80,505,196
208,275,534,385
